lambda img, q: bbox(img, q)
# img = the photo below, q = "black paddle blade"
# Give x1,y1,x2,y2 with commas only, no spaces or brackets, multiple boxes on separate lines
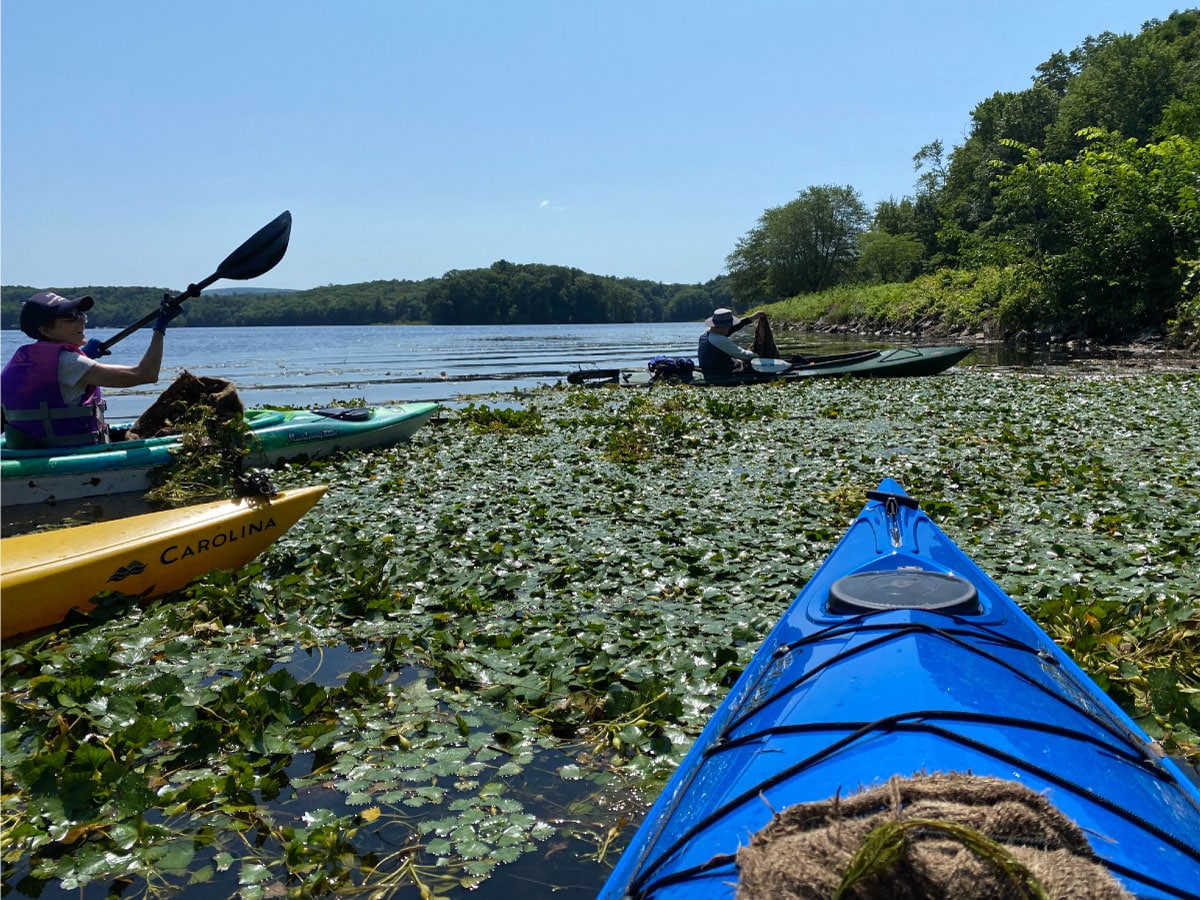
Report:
215,210,292,281
98,211,295,351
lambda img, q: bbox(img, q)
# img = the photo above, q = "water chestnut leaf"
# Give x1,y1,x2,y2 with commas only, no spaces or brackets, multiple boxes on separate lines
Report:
238,862,272,885
3,372,1198,897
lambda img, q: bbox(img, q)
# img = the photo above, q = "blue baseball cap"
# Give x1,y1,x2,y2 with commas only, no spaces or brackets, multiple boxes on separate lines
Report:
20,291,94,339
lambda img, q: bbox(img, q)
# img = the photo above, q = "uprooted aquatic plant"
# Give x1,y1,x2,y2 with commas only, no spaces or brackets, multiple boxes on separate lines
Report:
599,394,699,463
455,402,545,434
144,402,252,506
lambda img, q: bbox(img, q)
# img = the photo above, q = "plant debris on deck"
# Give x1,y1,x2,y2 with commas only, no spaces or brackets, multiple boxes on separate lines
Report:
2,370,1197,899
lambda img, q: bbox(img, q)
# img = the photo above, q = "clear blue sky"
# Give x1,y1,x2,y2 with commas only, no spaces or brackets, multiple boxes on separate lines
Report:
0,1,1183,292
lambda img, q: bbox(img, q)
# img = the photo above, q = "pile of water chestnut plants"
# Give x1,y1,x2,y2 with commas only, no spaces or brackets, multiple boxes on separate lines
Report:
2,369,1197,899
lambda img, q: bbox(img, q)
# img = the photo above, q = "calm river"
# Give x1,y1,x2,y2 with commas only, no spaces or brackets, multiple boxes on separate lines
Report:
1,321,1053,421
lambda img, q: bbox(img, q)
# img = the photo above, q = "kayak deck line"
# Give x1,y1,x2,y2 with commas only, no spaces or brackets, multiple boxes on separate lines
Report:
631,708,1200,900
635,705,1197,898
749,619,1154,756
598,479,1200,900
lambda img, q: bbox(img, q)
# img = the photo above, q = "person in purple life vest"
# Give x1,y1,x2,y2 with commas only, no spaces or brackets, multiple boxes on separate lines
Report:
1,291,183,448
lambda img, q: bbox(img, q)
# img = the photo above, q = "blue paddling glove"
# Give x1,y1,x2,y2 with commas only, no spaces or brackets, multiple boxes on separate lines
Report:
81,338,110,359
154,300,185,334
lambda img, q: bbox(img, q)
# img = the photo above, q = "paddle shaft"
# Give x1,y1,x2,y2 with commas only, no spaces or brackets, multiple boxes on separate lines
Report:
98,210,292,353
99,276,218,351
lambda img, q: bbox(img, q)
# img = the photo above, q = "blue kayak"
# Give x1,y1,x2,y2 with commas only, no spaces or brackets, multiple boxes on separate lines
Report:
598,479,1200,900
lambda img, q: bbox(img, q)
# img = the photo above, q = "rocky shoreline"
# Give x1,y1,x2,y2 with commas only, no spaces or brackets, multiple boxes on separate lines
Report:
777,316,1198,365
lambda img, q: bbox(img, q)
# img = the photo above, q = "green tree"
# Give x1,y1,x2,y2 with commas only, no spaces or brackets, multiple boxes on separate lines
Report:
1158,81,1200,138
726,185,869,303
871,197,933,280
873,196,919,235
1044,19,1197,157
1033,49,1081,98
919,11,1198,278
3,268,733,330
725,224,772,303
857,231,924,284
911,141,956,267
990,130,1200,338
936,87,1061,264
662,286,714,321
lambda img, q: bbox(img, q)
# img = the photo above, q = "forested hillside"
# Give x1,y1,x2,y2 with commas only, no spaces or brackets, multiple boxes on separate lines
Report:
0,266,733,332
4,12,1197,343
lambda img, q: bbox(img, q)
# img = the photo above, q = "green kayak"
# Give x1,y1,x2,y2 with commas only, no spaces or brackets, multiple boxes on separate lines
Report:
568,345,973,386
1,403,440,508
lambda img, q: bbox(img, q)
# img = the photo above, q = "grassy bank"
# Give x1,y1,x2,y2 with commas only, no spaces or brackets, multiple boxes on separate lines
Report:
761,265,1200,349
3,369,1198,898
759,267,1025,338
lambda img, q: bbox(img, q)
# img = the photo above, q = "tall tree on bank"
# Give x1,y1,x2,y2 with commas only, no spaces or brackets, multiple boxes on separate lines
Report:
989,129,1199,339
726,185,870,304
926,10,1199,274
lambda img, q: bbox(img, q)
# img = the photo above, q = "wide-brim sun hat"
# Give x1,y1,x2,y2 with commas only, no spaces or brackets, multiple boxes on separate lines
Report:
19,291,95,339
705,307,742,329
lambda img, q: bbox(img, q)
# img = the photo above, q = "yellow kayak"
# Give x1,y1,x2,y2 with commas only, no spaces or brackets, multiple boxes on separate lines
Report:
0,485,326,639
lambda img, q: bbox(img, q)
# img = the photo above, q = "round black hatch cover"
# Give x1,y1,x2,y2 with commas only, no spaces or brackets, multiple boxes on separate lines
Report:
828,570,980,615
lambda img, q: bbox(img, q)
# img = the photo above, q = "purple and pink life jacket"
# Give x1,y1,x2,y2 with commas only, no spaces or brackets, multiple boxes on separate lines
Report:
1,341,106,448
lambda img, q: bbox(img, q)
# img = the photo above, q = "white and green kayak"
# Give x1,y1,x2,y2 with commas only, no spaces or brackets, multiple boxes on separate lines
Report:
1,403,439,508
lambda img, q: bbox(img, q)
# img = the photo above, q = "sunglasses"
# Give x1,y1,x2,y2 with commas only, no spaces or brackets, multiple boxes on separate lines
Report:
55,311,87,323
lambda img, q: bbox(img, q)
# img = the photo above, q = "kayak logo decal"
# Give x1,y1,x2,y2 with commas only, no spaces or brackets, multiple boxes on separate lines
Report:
108,560,149,583
286,428,339,444
159,516,279,565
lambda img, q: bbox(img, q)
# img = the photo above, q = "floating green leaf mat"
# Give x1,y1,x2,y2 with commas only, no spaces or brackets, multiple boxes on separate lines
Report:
3,371,1197,898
